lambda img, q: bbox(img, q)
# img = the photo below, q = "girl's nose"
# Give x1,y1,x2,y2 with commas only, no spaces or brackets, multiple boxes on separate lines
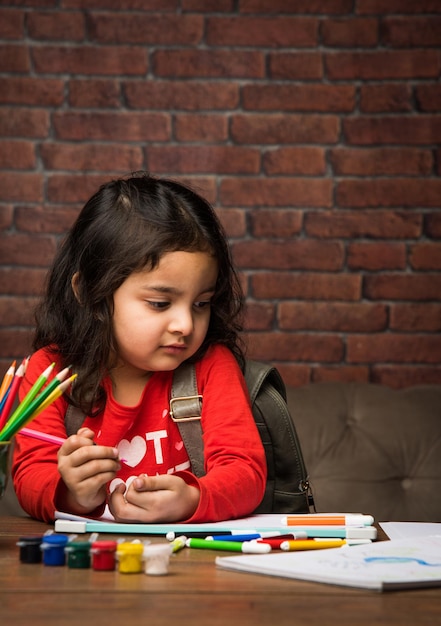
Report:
169,308,194,336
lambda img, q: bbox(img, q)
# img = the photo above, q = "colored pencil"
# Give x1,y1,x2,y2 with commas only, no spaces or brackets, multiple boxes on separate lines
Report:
26,374,77,419
0,361,26,431
3,367,71,428
0,360,16,403
0,387,11,414
4,362,56,428
0,373,76,442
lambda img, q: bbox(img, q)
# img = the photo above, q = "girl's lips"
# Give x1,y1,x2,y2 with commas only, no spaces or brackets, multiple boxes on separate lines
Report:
162,344,187,352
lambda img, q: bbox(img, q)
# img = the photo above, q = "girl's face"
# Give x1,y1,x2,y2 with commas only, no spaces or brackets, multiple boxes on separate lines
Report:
111,250,218,378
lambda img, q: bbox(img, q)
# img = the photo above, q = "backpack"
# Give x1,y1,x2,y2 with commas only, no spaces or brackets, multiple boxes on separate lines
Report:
65,359,314,515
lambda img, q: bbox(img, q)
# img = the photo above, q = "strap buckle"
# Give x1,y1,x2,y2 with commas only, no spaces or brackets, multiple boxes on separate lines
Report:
169,395,203,422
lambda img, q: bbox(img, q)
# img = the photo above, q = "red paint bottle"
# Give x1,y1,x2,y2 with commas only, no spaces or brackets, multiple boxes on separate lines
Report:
90,540,117,571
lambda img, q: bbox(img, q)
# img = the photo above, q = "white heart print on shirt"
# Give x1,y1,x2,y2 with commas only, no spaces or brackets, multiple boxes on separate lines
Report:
117,436,147,468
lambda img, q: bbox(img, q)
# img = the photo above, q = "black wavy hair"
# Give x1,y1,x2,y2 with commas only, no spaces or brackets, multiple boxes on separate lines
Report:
33,173,245,415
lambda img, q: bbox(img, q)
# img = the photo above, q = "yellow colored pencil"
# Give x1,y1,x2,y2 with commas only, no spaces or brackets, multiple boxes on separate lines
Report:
0,371,75,442
5,362,56,427
27,374,77,419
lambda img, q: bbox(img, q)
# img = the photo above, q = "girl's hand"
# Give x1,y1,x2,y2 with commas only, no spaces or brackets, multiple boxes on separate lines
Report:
57,427,121,514
108,474,200,523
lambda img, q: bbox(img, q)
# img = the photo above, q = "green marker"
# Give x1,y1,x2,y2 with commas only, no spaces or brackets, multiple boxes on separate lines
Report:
186,538,271,554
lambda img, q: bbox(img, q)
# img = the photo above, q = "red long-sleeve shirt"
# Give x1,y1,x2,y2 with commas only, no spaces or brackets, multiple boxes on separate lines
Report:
12,344,267,523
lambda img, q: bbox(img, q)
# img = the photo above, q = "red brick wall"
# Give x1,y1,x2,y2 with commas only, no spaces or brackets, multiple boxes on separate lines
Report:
1,1,441,388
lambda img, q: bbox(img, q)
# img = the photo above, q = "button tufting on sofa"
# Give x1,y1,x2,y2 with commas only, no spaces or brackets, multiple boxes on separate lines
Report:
286,382,441,522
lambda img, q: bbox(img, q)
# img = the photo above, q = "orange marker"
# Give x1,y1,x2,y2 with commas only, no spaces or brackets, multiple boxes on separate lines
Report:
282,514,374,527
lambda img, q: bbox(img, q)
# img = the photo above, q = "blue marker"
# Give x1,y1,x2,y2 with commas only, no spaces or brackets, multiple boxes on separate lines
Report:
205,531,292,542
206,533,263,542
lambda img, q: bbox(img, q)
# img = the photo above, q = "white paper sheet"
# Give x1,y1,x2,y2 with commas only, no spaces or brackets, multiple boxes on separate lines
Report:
380,521,441,540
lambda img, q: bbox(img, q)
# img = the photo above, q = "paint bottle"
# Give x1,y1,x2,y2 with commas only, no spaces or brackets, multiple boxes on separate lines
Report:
143,543,172,576
116,541,145,574
65,540,91,569
90,540,117,571
16,535,43,563
40,534,69,566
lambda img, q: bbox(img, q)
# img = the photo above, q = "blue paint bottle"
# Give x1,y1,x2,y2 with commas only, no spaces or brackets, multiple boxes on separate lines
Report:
41,534,69,566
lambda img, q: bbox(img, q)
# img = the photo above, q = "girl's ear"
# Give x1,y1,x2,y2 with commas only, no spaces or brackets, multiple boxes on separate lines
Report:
71,272,82,303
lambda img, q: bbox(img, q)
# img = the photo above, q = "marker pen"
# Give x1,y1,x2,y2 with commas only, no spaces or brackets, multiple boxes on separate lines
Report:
205,534,256,542
283,514,374,527
19,427,128,464
254,533,309,549
169,535,187,553
166,530,228,540
280,539,346,551
186,538,271,554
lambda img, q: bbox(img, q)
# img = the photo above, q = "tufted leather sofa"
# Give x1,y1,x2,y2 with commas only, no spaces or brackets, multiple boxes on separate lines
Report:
287,382,441,523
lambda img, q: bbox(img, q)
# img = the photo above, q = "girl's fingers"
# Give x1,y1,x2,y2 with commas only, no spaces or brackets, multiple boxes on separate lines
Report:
76,427,96,439
60,438,119,465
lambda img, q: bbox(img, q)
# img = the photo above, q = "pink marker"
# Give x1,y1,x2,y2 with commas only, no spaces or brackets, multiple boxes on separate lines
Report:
20,427,65,446
19,427,127,463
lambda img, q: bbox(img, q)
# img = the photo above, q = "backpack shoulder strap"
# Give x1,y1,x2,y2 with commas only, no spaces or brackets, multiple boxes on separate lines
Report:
170,362,205,478
169,361,283,481
65,404,87,436
243,360,286,403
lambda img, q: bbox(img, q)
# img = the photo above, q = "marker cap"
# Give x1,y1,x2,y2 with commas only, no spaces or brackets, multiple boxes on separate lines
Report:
241,542,271,554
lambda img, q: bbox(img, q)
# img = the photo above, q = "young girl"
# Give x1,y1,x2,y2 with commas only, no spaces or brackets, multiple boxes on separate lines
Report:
12,173,267,524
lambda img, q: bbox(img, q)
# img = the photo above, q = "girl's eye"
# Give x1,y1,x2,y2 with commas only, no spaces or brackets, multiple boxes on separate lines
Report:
146,299,212,311
194,300,211,310
147,301,170,310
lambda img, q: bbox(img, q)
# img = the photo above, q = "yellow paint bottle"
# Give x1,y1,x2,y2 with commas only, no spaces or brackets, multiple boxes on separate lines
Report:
116,541,145,574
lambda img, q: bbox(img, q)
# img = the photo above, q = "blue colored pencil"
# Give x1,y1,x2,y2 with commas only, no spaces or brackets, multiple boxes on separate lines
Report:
0,362,26,431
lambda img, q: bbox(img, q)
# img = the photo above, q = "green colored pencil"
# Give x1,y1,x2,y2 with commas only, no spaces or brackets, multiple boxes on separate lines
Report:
4,362,55,427
0,367,71,442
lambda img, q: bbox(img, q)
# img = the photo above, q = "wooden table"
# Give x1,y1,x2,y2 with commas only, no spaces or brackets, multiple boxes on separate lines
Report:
0,515,439,626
